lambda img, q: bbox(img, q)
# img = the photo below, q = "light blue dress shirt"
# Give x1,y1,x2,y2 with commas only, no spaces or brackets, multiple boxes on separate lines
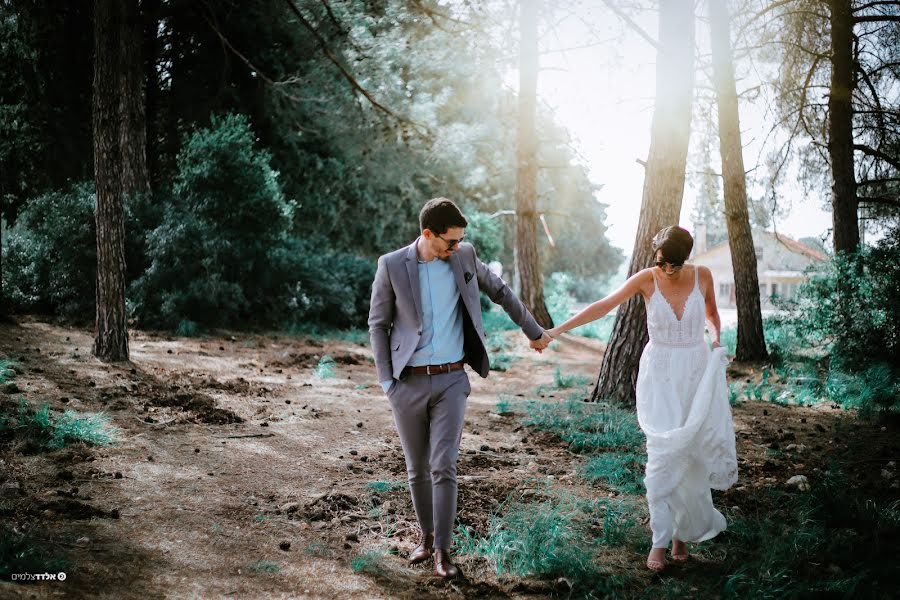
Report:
381,255,465,392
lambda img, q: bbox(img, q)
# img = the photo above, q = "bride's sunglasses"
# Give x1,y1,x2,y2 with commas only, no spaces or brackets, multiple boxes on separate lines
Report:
655,260,684,272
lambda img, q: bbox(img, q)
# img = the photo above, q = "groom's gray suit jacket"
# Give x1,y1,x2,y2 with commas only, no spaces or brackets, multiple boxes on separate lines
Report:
368,239,544,382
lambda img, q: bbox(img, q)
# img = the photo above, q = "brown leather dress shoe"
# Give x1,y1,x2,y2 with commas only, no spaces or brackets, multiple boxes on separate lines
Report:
408,532,434,565
434,549,459,579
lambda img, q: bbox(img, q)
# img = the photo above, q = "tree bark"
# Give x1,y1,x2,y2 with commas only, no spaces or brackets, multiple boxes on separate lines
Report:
829,0,859,252
710,0,768,361
143,0,162,188
591,0,694,405
119,0,150,200
92,0,130,361
515,0,553,329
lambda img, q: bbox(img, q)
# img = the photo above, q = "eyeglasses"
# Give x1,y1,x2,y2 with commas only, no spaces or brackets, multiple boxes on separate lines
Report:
436,233,464,249
655,261,684,272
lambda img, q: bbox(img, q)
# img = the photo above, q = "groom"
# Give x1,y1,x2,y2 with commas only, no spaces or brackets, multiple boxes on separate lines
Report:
368,198,551,578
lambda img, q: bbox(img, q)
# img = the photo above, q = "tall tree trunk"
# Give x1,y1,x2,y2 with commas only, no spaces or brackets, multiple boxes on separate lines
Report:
515,0,553,329
143,0,161,187
829,0,859,253
120,0,150,200
92,0,130,361
591,0,694,404
710,0,768,361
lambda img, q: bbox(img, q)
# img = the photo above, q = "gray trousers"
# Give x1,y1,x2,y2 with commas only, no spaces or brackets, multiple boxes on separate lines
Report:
386,369,470,550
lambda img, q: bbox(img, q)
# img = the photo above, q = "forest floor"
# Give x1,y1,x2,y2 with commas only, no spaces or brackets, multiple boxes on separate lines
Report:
0,316,897,599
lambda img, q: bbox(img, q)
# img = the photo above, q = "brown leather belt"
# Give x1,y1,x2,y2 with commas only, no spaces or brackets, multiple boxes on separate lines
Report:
402,360,465,377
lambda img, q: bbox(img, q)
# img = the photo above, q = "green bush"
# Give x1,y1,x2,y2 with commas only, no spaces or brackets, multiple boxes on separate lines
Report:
130,114,375,330
755,232,900,416
544,272,575,327
271,236,375,329
786,230,900,371
2,181,157,320
131,114,293,328
463,210,502,263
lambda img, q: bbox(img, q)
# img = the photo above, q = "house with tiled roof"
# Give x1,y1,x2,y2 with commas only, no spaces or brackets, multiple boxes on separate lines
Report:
691,229,829,309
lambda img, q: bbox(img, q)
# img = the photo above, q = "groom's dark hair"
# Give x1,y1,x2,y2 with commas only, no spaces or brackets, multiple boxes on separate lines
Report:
652,226,694,265
420,197,468,234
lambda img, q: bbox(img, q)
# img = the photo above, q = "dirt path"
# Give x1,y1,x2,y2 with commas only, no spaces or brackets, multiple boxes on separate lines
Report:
0,318,896,599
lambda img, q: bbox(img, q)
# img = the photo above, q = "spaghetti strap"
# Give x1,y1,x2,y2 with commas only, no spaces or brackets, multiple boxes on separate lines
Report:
693,264,699,291
650,268,660,292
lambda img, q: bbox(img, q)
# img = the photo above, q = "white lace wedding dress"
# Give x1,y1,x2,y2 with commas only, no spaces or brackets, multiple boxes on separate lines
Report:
636,266,738,548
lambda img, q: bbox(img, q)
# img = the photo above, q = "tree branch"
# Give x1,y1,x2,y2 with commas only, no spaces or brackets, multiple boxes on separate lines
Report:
853,1,900,13
598,0,658,49
854,144,900,170
854,15,900,23
283,0,399,119
858,178,900,186
855,64,888,143
201,8,306,104
857,195,900,207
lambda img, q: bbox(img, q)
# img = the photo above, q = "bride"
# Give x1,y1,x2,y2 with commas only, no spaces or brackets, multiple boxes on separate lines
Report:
547,225,738,573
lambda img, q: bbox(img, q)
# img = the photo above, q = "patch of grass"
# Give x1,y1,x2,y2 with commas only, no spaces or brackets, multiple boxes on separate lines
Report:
0,526,68,580
0,359,18,384
457,492,634,596
728,382,743,406
365,480,405,493
7,400,116,449
495,394,517,415
579,452,646,494
247,559,280,573
552,366,590,389
456,495,595,586
282,323,369,346
350,549,388,576
490,353,518,372
826,363,899,417
175,319,200,337
591,498,645,549
303,541,335,558
711,467,900,599
314,355,337,379
521,398,644,454
744,358,900,417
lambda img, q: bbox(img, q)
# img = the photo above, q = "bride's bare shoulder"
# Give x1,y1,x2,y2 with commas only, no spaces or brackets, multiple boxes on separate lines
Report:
629,268,656,296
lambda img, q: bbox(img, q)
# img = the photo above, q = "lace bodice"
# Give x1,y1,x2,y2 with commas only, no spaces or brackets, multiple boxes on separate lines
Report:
646,265,705,346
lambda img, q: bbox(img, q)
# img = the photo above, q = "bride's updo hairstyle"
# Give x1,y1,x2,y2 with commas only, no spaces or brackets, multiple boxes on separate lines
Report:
651,226,694,266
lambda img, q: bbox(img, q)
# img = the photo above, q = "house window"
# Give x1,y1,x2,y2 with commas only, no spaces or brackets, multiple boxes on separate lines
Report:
771,283,778,299
754,246,763,261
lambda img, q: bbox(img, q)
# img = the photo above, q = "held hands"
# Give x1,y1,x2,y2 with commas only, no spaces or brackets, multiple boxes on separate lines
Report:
529,331,553,353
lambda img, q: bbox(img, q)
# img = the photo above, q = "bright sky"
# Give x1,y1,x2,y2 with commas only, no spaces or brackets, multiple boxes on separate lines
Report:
520,2,835,253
